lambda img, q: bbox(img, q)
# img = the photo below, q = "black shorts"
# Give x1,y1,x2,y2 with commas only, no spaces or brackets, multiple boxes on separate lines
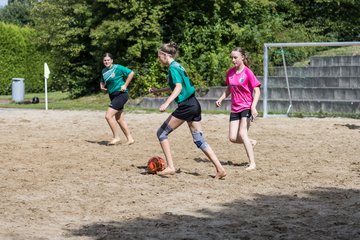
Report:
230,109,251,121
109,91,129,111
172,94,202,122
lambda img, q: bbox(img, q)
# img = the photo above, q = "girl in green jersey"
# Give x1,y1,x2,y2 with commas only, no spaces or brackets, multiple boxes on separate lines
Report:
149,42,226,179
100,53,135,145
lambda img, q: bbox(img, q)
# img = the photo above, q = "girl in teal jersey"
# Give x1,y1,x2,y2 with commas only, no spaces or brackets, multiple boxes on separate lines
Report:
100,53,135,145
149,42,226,179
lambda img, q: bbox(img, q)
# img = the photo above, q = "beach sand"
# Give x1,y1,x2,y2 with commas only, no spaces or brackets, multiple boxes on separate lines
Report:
0,108,359,239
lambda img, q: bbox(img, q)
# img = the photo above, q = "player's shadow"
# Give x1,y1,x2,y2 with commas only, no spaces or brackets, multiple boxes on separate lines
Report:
85,140,109,146
222,161,248,167
176,168,201,177
342,124,360,129
194,157,247,167
137,165,199,177
193,157,209,163
137,165,152,175
66,187,360,239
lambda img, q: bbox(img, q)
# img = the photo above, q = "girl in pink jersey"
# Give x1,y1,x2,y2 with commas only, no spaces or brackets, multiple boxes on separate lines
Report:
216,47,261,170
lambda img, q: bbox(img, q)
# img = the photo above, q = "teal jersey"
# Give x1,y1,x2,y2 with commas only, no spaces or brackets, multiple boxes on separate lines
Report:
168,61,196,103
101,64,133,94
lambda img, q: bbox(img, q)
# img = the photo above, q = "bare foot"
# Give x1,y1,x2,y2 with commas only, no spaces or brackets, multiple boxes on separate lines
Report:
245,164,256,171
214,170,227,179
126,139,135,145
108,138,121,145
157,167,176,176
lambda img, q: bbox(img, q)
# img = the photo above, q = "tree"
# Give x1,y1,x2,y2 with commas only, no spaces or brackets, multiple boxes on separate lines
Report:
28,0,359,98
0,0,36,25
31,0,95,96
293,0,360,41
31,0,167,98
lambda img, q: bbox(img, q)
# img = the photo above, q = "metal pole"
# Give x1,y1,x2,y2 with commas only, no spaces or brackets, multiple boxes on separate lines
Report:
265,41,360,48
45,77,48,111
263,44,269,118
281,48,292,114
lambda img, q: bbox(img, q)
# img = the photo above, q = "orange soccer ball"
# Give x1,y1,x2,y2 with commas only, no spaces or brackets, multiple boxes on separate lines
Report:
147,156,166,174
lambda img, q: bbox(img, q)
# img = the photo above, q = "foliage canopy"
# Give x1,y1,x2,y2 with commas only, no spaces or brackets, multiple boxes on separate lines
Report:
0,0,359,97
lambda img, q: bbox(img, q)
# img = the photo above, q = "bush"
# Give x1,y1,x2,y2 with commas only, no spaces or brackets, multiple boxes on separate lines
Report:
0,22,53,95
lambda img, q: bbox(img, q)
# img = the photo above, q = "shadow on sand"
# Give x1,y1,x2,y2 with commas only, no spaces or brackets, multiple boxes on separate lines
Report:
66,188,359,239
85,140,109,146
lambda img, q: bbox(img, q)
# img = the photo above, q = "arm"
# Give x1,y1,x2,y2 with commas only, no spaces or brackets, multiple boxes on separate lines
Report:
159,83,182,112
251,87,261,119
120,71,135,92
215,86,231,107
149,86,171,94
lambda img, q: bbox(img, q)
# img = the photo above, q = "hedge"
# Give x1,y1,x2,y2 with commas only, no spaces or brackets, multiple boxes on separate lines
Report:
0,22,52,95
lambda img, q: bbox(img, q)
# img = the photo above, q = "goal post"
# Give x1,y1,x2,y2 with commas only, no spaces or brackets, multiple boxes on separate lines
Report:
262,41,360,118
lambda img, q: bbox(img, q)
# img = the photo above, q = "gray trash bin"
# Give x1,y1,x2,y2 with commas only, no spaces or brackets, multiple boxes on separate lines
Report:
12,78,25,102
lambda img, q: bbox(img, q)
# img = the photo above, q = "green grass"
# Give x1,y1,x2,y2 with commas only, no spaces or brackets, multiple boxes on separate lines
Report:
313,46,360,56
0,91,228,114
1,92,359,118
293,46,360,67
0,91,108,110
288,111,360,119
0,91,176,113
0,91,143,111
0,91,230,114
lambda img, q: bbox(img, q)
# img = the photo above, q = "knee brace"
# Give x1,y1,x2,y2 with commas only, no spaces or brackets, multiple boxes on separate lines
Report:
157,122,173,141
192,131,209,150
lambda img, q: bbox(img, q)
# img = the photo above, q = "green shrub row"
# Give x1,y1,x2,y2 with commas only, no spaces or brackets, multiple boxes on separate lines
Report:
0,22,53,95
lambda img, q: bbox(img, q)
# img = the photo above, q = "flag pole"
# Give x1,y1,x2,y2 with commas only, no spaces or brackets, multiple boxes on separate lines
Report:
44,63,50,111
45,77,48,111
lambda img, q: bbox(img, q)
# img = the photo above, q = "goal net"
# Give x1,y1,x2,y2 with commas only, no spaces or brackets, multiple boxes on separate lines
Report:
262,41,360,118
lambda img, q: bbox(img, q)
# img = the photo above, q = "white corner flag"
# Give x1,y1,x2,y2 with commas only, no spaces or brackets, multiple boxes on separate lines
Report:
44,63,50,110
44,63,50,79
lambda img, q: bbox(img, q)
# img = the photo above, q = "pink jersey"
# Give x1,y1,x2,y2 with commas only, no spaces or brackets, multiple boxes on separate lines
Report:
226,66,261,113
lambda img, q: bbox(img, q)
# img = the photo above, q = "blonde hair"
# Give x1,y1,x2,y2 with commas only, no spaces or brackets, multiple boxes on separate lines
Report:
233,47,251,67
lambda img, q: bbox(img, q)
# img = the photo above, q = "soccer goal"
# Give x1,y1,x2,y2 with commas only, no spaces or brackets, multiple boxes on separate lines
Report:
262,41,360,118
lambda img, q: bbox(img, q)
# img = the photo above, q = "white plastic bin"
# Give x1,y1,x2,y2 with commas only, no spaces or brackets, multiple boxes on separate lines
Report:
12,78,25,102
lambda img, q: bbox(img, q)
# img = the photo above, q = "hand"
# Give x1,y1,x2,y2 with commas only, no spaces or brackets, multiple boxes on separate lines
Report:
159,103,168,112
215,99,222,107
149,87,157,93
120,85,127,92
251,108,258,121
100,83,107,92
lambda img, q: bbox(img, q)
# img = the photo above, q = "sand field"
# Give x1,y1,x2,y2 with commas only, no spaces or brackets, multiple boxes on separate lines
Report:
0,108,359,239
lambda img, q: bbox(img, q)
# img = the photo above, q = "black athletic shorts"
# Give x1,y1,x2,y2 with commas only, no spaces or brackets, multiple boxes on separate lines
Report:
172,94,202,122
109,91,129,111
229,109,251,121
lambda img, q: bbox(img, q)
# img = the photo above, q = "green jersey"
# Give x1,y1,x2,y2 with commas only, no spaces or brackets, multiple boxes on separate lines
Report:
101,64,133,94
168,61,195,103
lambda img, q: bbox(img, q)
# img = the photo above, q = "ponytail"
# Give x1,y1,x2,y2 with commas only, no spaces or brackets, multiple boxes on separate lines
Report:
159,41,178,58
